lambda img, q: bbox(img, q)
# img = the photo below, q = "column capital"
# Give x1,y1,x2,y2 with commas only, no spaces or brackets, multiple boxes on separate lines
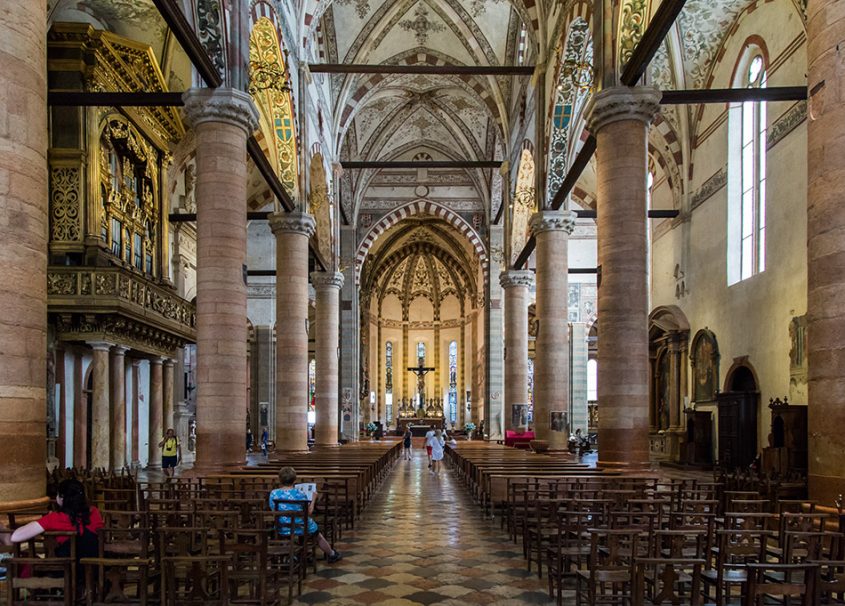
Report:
163,358,176,368
529,210,577,237
310,271,344,290
87,341,115,352
585,86,662,133
269,211,316,237
111,345,130,356
149,356,165,366
182,87,259,135
499,269,534,290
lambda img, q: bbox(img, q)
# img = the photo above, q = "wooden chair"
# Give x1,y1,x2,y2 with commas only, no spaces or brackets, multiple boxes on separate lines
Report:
219,528,281,606
80,556,152,605
546,509,597,606
633,557,705,606
161,554,232,605
272,498,317,576
7,532,76,606
743,563,818,606
264,512,305,605
702,528,774,605
575,528,641,606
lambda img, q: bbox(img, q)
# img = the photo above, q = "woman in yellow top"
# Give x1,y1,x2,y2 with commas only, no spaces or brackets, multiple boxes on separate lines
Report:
158,428,182,478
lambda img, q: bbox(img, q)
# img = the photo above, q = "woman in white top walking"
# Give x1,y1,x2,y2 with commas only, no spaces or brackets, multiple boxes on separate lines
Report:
429,429,445,474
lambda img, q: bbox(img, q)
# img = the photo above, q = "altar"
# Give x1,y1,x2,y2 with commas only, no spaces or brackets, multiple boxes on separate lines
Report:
397,418,445,436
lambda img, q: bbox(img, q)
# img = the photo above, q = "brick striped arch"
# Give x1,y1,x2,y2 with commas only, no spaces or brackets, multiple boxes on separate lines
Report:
355,200,487,280
251,0,282,36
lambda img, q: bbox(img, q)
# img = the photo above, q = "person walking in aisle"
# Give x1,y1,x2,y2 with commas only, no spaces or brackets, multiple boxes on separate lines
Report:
403,427,413,460
158,428,181,478
424,425,435,468
429,429,445,475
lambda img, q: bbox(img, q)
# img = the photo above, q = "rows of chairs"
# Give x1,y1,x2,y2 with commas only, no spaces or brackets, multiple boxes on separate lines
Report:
3,441,402,605
449,444,845,605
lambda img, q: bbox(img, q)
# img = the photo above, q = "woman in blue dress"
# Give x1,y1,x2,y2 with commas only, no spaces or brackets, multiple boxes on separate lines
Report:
268,467,342,563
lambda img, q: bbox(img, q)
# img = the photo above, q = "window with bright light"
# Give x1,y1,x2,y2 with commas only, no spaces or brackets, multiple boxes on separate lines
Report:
587,359,597,401
728,52,767,284
448,341,457,424
385,342,393,423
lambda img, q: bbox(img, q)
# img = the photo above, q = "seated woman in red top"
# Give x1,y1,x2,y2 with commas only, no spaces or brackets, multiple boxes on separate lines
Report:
0,479,103,558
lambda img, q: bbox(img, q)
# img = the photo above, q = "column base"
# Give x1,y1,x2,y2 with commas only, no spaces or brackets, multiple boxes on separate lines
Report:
273,449,311,456
0,496,50,513
597,458,654,472
313,443,341,449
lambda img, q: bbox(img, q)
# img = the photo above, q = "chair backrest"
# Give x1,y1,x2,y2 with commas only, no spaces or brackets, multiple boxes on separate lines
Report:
272,498,311,537
743,563,818,606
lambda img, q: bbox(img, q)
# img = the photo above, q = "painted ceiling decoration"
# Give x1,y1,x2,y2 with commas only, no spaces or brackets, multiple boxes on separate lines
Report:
249,17,299,199
547,17,592,199
510,147,534,265
310,152,334,262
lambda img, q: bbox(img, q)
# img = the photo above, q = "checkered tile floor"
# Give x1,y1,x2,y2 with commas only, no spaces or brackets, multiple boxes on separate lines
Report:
291,448,561,605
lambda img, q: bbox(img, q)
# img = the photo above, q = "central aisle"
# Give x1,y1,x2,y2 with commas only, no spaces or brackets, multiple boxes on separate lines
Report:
292,446,557,605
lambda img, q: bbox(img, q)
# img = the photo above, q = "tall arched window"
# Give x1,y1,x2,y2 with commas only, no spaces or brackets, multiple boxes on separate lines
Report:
417,341,426,365
308,359,316,424
728,50,767,284
385,342,393,424
587,358,598,401
448,341,458,424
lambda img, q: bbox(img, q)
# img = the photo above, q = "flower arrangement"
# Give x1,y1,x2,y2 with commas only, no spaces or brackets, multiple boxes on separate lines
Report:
366,422,377,433
464,422,476,432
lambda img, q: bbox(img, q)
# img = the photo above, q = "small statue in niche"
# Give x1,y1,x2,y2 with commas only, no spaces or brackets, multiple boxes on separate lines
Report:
183,163,196,213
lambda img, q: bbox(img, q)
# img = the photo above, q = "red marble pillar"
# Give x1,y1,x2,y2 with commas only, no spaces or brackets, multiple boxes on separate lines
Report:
182,88,258,469
586,86,661,469
0,0,48,509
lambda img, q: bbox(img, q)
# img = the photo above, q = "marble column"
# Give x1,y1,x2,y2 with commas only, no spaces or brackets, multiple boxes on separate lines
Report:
110,345,129,470
312,271,344,448
270,213,315,453
808,0,845,504
148,357,164,469
529,211,577,450
586,86,661,468
88,342,113,469
0,0,48,508
163,359,175,431
131,360,140,466
73,355,86,468
182,88,258,469
500,270,534,431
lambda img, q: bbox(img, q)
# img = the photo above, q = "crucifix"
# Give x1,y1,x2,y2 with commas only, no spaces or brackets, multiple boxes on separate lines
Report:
407,358,435,411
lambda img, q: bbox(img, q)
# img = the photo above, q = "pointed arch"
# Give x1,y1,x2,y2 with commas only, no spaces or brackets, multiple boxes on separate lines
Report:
355,200,487,282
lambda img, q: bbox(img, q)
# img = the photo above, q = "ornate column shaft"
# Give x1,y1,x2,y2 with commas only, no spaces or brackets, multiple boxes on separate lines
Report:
808,0,845,504
529,211,576,450
163,358,175,431
148,357,164,469
182,88,258,468
110,346,129,470
500,270,534,431
89,342,113,469
312,271,344,448
0,0,48,508
270,213,315,452
586,86,661,468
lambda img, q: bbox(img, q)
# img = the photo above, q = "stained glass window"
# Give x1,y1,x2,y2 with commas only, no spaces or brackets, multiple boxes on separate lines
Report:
448,341,457,424
417,342,425,365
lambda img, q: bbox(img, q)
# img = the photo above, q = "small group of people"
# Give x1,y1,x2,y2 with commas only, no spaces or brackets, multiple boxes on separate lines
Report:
246,426,270,456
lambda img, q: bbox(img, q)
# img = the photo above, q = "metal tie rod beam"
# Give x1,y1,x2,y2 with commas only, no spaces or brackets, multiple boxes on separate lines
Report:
308,64,535,76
